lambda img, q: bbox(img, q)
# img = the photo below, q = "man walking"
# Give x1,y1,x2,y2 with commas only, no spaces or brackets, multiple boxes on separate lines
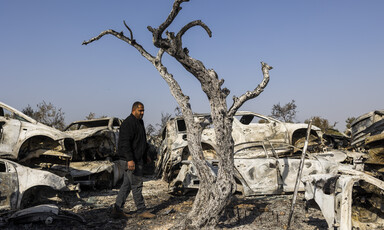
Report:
111,101,155,219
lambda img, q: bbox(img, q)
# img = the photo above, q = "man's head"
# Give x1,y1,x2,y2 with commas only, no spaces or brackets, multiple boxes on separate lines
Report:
132,101,144,120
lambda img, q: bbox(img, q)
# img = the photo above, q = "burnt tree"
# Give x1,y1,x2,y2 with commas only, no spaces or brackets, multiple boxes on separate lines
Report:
83,0,272,228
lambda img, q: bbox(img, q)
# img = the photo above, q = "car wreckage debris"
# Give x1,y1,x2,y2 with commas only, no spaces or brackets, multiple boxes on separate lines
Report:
155,110,384,229
0,158,79,212
0,101,76,168
7,204,85,225
3,101,384,229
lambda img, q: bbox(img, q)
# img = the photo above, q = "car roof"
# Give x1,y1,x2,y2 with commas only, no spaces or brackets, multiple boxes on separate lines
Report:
68,117,115,124
172,111,280,123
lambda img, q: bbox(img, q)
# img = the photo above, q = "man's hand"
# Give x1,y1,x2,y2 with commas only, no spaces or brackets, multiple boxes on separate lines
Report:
127,160,135,171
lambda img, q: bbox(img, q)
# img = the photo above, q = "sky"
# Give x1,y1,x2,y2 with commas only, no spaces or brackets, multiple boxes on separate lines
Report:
1,0,383,132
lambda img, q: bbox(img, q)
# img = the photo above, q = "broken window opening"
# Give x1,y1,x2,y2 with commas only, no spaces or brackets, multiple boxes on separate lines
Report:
177,119,186,132
0,161,6,172
1,107,13,119
235,115,269,125
13,114,28,122
112,118,121,128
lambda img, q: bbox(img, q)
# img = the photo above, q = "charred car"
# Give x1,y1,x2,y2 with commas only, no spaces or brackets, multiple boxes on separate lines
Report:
322,128,350,150
351,110,384,150
303,166,384,229
350,110,384,166
64,117,122,161
293,110,384,229
156,111,327,194
0,159,78,212
0,102,76,168
63,117,123,188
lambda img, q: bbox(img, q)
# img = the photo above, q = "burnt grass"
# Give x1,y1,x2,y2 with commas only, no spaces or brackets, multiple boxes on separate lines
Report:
1,176,328,230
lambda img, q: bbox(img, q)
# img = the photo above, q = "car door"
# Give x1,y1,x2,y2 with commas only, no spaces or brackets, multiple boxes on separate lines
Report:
0,112,22,154
0,160,19,211
234,158,280,195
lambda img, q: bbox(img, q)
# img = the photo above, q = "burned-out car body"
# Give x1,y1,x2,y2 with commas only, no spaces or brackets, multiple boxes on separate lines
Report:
298,110,384,229
64,117,122,161
322,128,351,150
51,160,125,189
63,117,123,188
350,110,384,166
173,151,351,196
303,166,384,229
0,102,76,167
156,111,324,194
351,110,384,150
0,159,78,212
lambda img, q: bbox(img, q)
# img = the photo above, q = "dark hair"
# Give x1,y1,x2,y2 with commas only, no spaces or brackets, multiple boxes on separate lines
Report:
132,101,143,111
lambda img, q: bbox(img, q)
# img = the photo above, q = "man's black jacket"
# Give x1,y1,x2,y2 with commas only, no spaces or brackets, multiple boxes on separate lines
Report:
118,113,147,163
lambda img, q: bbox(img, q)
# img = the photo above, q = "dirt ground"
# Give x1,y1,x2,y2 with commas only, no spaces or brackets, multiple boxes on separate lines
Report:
1,176,328,230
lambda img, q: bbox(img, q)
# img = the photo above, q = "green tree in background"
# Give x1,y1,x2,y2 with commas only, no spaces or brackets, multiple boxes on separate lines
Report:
270,100,297,122
22,101,65,130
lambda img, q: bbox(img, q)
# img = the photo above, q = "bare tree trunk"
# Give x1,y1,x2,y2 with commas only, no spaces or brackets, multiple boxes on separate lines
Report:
184,117,236,228
83,0,272,228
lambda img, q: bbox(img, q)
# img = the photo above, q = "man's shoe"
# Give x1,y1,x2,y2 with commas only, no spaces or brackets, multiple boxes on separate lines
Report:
111,205,129,219
138,211,155,219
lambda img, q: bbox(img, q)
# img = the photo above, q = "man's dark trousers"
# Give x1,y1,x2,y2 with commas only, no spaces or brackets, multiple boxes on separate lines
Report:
115,162,145,212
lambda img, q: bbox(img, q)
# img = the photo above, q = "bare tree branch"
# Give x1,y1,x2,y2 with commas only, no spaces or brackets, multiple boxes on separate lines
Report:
82,29,124,45
144,0,215,90
176,20,212,41
82,28,155,62
228,62,273,117
155,48,165,64
148,0,189,48
123,20,134,42
153,55,190,109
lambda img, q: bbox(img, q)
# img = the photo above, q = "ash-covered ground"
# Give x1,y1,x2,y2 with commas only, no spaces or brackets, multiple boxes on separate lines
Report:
1,176,328,230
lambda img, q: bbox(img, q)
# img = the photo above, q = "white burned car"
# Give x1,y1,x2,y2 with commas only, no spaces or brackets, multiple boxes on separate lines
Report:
302,165,384,229
63,117,124,188
0,158,78,211
156,111,327,195
64,117,122,161
0,101,76,167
